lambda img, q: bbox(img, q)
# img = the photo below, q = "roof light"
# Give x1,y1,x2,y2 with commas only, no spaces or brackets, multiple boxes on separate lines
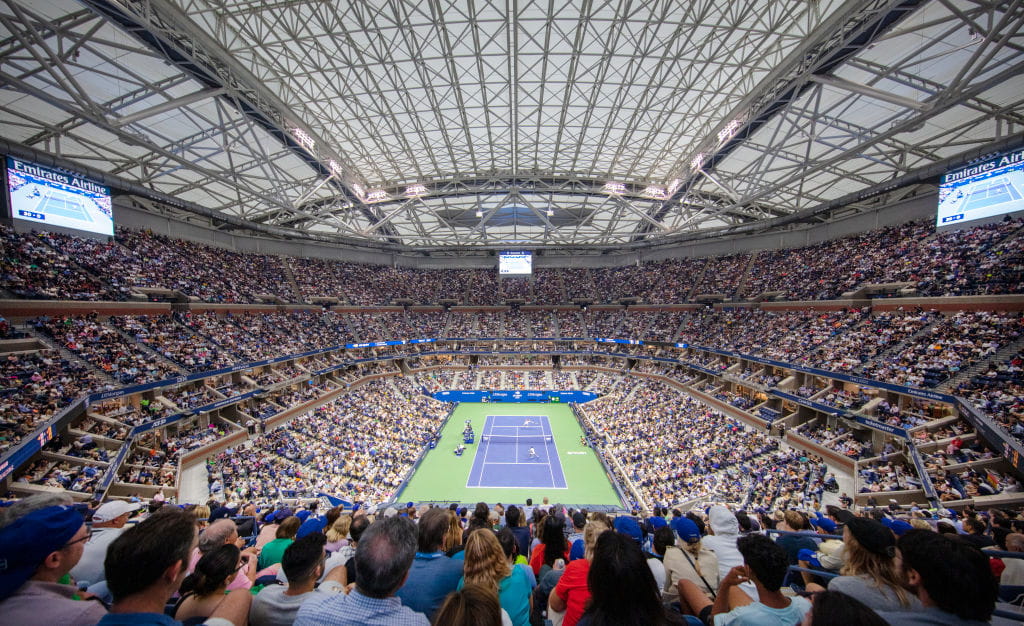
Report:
291,128,315,152
602,182,626,195
365,189,389,203
666,178,682,195
475,209,484,218
351,183,366,200
405,184,427,197
642,185,666,200
546,208,554,217
329,160,343,176
717,119,742,144
690,153,705,171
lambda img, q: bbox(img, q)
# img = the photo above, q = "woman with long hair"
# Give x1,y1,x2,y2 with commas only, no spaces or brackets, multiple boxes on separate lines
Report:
325,513,351,552
445,509,466,558
548,517,612,626
662,516,719,603
463,501,491,541
807,517,920,612
433,584,505,626
578,530,686,626
529,514,569,576
459,529,532,626
174,544,241,625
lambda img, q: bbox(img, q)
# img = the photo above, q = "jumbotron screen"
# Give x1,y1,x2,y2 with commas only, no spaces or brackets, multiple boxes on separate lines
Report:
937,146,1024,228
499,251,532,275
5,156,114,236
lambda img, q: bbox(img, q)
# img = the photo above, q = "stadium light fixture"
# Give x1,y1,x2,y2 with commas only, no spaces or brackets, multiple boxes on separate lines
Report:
291,128,315,152
546,208,554,217
642,185,666,200
351,183,366,200
405,184,427,197
365,189,389,203
475,209,484,217
602,182,627,195
329,160,343,176
690,153,706,171
666,178,682,196
717,119,743,144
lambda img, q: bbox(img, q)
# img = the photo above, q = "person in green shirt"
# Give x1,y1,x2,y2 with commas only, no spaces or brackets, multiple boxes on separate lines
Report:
258,516,301,571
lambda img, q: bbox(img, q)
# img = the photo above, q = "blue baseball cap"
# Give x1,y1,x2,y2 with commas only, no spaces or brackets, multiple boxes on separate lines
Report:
296,517,325,539
613,516,643,544
0,506,84,600
810,517,837,533
670,517,701,544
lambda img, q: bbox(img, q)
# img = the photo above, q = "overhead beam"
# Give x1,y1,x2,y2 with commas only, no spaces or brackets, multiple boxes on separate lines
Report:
112,87,225,126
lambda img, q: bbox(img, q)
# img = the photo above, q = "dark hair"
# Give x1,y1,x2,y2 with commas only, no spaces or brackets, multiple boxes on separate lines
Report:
349,515,371,543
652,526,674,556
963,517,987,535
736,511,753,533
809,590,889,625
584,531,665,625
282,533,326,584
104,508,196,601
540,515,567,567
433,584,503,626
898,529,996,621
495,527,517,559
737,533,789,592
354,517,417,598
685,512,705,536
276,516,301,539
180,544,239,597
418,507,451,553
505,505,521,528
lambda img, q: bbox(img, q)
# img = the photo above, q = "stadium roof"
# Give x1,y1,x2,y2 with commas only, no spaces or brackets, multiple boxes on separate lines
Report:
0,0,1022,252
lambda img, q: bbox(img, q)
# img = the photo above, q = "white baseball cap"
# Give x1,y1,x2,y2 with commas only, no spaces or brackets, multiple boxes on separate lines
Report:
92,500,143,523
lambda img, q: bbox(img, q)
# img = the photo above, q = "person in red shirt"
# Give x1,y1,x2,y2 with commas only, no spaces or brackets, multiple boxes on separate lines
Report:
529,515,569,577
548,517,612,626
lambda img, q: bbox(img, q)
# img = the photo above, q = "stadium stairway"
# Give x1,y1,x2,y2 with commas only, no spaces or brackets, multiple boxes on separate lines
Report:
854,315,943,374
22,323,118,386
280,259,304,302
685,259,711,301
940,334,1024,392
109,323,187,376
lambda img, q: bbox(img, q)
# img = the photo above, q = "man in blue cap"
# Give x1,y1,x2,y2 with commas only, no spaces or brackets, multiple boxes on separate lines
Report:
0,505,108,625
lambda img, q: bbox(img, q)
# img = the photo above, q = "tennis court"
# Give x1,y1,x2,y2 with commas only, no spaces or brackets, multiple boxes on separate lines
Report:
466,414,568,489
34,191,96,222
962,178,1023,211
397,402,622,506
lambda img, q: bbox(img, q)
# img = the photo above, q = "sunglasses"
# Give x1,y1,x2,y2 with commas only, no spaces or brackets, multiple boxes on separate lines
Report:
64,529,93,548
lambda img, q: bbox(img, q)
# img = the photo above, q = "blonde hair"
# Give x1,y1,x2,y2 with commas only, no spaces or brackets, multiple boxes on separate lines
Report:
841,529,913,607
462,529,510,592
192,505,210,528
444,510,463,552
583,518,612,561
326,514,352,543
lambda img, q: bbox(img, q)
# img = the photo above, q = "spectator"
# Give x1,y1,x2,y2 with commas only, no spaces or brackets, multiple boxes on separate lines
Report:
98,508,249,625
801,590,889,626
459,529,531,626
806,517,920,612
258,516,300,570
192,518,257,591
0,505,108,625
249,534,345,626
774,510,817,565
1000,532,1024,587
432,584,505,626
549,517,612,626
323,514,369,581
663,516,719,604
70,499,142,586
505,506,531,562
174,544,242,622
676,533,811,626
529,515,569,577
396,507,464,619
876,529,996,625
295,516,428,625
702,505,756,601
581,530,687,625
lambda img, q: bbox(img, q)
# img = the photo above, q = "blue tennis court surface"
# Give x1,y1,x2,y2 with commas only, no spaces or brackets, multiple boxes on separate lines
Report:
963,179,1023,211
466,415,567,489
35,192,95,222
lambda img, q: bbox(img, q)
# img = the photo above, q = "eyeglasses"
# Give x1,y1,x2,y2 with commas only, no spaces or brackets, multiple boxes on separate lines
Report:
64,529,93,548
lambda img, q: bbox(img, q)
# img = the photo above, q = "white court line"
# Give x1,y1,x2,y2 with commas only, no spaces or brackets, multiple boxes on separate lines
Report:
477,415,494,488
542,416,557,487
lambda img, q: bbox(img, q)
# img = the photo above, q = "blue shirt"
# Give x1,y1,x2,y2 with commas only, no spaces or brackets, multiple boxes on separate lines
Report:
295,588,429,626
394,552,464,619
98,614,182,626
458,565,532,626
